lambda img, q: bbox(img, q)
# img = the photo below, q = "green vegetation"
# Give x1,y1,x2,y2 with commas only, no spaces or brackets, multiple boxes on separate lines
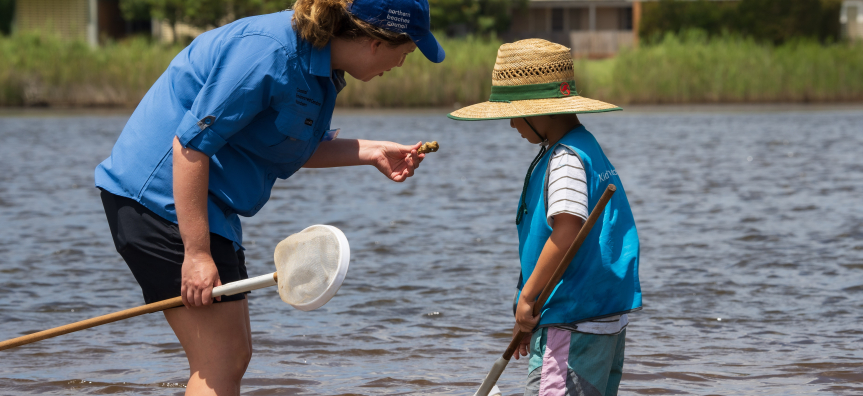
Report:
338,31,863,106
0,0,14,36
428,0,527,36
640,0,843,45
0,34,181,106
116,0,524,43
608,32,863,103
335,35,500,107
1,32,861,107
119,0,297,43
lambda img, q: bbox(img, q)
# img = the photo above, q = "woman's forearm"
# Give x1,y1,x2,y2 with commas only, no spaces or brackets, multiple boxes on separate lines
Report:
303,139,378,168
172,136,211,258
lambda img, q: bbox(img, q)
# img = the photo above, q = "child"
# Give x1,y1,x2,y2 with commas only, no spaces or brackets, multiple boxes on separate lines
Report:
449,39,642,396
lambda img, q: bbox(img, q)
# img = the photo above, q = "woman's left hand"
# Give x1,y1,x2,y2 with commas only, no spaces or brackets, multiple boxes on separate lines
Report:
372,141,425,182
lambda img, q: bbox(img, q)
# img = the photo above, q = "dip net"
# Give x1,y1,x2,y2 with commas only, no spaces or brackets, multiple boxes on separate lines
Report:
274,225,350,311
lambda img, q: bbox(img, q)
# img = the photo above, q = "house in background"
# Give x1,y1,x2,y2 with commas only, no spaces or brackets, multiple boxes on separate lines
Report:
842,0,863,41
506,0,644,58
12,0,151,46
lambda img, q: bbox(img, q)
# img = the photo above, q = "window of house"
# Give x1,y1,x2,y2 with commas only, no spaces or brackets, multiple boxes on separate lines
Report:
552,8,565,32
569,8,583,31
619,7,633,30
530,9,545,32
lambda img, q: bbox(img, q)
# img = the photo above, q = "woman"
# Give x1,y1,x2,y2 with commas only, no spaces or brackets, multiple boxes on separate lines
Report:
94,0,444,394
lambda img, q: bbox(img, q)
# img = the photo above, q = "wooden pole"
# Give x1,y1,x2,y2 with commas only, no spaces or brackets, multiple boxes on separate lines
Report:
0,273,278,352
474,185,617,396
0,297,183,352
504,184,617,360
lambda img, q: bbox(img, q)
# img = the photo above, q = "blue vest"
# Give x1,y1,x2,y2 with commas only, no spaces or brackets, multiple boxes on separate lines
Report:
517,126,642,327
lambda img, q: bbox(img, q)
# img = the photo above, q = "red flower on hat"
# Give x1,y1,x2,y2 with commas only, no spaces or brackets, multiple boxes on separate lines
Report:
560,82,571,96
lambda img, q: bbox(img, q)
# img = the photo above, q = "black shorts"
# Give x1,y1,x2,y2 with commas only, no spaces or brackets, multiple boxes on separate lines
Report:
100,190,248,304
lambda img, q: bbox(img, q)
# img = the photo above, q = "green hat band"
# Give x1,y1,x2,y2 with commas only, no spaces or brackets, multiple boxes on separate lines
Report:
489,80,578,102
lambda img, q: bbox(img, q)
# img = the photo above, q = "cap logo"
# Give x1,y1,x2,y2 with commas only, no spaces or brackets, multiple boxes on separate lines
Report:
386,9,411,31
560,82,571,96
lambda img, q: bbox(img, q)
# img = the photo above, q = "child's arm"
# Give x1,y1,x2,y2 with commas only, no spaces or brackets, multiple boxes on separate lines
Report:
512,213,584,359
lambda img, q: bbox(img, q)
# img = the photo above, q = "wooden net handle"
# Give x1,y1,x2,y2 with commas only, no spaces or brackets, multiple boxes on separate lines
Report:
0,297,183,351
0,273,279,351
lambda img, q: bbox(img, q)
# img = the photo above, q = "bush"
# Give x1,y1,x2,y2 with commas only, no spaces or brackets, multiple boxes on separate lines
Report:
0,0,14,36
639,0,738,41
640,0,843,45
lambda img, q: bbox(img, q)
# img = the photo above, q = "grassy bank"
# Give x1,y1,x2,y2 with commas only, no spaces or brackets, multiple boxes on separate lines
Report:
335,35,499,107
0,34,181,107
607,32,863,103
1,32,861,108
339,33,863,105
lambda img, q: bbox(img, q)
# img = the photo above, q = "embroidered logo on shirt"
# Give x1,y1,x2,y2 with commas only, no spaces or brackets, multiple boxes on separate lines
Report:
560,82,571,96
304,118,314,126
295,88,322,107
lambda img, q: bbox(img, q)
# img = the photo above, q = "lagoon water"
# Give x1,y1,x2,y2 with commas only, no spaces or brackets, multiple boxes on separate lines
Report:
0,108,862,395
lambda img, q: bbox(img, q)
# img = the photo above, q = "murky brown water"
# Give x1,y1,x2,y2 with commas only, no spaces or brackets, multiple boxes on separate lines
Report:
1,108,862,395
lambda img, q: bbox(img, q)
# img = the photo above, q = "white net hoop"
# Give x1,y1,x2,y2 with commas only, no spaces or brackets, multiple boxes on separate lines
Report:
273,225,350,311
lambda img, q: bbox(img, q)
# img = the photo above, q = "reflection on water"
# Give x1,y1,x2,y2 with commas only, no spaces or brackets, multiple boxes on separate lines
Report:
1,108,862,395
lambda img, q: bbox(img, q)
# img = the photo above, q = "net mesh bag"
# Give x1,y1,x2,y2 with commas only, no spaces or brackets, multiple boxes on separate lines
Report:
274,225,345,310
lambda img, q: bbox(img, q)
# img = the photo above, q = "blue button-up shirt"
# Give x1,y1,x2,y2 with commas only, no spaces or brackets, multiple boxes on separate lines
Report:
95,11,342,248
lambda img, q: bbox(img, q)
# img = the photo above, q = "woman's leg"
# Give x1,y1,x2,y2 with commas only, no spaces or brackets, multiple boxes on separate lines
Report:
101,192,253,394
164,300,253,396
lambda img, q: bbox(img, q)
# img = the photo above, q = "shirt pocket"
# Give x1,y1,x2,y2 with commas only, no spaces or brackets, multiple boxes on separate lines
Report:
255,107,319,163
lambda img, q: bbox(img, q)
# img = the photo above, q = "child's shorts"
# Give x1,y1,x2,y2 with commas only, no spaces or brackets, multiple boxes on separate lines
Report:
100,190,249,305
524,327,626,396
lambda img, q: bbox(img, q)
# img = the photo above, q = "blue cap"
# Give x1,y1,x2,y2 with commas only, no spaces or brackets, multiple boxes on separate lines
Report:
347,0,445,63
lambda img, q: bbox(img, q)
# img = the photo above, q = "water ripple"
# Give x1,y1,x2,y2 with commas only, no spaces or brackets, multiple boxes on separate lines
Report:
1,109,862,394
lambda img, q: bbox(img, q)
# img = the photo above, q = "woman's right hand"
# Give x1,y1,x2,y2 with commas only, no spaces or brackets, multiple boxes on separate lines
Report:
369,141,424,182
173,135,220,309
181,253,222,308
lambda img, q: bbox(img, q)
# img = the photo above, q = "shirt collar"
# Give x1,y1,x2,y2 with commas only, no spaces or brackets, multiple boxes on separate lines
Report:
309,41,332,77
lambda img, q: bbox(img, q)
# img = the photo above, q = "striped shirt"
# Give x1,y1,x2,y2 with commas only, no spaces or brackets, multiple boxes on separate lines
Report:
546,145,588,227
545,144,628,335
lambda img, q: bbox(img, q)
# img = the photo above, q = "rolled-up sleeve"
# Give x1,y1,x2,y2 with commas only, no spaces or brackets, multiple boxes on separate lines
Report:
175,34,288,157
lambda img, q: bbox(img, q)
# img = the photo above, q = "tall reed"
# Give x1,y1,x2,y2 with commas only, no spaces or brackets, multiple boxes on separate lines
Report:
1,31,861,107
335,34,500,107
0,33,180,106
608,31,863,103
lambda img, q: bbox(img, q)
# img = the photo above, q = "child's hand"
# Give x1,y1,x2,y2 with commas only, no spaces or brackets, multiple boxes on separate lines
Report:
515,296,539,333
512,322,532,360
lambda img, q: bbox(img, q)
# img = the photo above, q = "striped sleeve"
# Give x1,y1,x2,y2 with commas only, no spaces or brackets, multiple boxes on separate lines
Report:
545,145,588,227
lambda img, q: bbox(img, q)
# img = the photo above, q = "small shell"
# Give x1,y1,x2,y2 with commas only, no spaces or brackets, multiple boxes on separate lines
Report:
418,141,440,154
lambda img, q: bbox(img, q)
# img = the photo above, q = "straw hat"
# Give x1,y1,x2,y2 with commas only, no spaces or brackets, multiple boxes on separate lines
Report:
448,39,620,121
